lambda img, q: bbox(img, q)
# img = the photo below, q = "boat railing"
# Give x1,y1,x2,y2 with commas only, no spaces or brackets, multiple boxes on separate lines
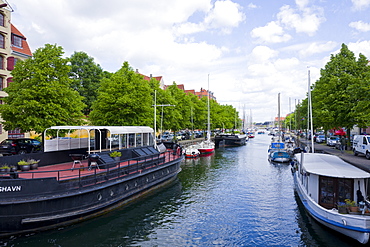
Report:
5,150,181,191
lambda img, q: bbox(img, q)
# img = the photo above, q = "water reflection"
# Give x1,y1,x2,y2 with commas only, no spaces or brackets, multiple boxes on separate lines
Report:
0,135,362,246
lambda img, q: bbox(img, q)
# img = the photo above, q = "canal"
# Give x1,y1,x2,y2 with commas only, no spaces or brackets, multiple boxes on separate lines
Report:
0,134,361,246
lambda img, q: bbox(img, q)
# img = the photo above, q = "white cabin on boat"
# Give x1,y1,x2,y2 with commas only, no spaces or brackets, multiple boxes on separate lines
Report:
43,126,154,153
294,153,370,244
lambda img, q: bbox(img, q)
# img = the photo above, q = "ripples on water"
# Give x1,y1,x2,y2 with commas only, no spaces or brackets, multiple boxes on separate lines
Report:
1,135,360,246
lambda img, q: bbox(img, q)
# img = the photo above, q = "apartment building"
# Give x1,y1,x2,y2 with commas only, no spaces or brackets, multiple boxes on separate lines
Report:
0,2,32,141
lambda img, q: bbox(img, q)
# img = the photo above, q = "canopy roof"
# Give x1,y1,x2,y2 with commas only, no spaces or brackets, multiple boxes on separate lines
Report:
45,126,153,134
296,153,370,178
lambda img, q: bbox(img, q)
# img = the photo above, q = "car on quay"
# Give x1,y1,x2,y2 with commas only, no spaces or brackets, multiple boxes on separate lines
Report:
315,135,326,143
0,138,42,155
326,136,340,147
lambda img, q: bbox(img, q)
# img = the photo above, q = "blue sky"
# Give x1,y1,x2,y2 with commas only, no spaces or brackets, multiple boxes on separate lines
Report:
9,0,370,123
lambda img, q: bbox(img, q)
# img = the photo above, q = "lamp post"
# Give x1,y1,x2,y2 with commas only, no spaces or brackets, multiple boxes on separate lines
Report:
153,91,175,142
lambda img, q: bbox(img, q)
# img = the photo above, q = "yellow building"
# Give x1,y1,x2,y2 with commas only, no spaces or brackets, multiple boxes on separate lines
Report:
0,1,32,141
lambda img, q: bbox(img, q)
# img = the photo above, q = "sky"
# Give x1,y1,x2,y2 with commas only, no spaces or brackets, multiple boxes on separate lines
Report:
7,0,370,123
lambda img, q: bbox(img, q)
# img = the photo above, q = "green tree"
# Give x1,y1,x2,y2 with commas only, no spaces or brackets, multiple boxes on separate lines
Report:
347,53,370,128
311,44,360,136
69,51,103,115
0,44,85,134
89,61,152,126
165,83,191,131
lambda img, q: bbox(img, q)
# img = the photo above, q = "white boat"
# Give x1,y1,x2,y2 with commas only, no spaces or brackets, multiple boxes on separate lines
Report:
184,144,200,158
293,152,370,244
198,74,215,155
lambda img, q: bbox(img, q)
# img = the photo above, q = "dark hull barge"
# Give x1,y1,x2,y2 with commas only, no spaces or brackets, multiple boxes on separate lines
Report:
214,133,247,148
0,126,183,237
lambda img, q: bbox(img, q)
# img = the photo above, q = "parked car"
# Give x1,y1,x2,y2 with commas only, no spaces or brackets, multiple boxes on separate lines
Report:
327,136,340,147
315,135,326,143
0,138,42,155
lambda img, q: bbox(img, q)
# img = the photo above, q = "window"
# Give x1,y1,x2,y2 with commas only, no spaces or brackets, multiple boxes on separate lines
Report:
0,34,4,49
11,35,22,48
0,56,3,69
7,56,14,70
0,13,4,27
0,77,3,90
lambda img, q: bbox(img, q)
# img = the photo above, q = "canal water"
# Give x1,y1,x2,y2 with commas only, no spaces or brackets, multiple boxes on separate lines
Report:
1,134,362,246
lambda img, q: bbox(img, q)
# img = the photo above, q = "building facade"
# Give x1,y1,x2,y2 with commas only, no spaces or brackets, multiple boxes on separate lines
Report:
0,2,32,141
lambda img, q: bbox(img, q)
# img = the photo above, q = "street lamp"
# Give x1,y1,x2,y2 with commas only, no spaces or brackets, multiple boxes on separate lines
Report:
152,91,175,142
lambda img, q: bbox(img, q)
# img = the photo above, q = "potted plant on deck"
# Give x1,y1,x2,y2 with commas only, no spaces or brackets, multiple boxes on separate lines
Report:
109,151,121,159
337,202,348,214
27,159,40,170
18,160,30,171
0,165,10,173
345,199,359,213
109,151,122,164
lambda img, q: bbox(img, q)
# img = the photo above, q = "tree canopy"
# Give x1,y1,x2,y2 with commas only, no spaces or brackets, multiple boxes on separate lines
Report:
89,61,153,126
287,43,370,136
0,44,240,134
0,44,85,134
69,51,103,115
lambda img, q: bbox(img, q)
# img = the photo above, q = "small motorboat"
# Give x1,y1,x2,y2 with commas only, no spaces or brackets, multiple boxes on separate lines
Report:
184,145,200,158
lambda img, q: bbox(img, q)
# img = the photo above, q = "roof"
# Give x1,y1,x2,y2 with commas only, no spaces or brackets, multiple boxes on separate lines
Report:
296,153,370,178
11,24,32,57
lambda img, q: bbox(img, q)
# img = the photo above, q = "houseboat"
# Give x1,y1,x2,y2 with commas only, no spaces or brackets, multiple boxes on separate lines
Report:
214,133,247,148
293,152,370,244
0,126,183,237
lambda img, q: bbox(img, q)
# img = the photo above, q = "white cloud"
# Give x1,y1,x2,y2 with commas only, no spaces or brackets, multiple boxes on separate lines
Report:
250,46,278,62
298,41,337,57
274,57,300,71
351,0,370,11
348,40,370,58
349,21,370,32
295,0,309,9
204,0,245,33
277,5,325,36
250,21,291,43
247,3,257,9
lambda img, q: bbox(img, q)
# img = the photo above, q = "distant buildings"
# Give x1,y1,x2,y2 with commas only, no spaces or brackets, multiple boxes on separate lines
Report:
0,2,32,141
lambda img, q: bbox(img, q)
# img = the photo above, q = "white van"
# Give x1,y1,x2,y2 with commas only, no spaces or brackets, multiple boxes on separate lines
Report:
352,135,370,159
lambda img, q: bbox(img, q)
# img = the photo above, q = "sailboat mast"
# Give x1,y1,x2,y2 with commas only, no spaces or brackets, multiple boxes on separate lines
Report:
278,93,281,141
207,74,211,140
308,69,314,153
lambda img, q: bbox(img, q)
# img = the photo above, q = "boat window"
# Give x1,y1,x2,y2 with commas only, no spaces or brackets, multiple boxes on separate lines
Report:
319,177,335,209
136,134,142,146
129,134,135,147
122,134,128,148
142,133,152,146
319,176,354,209
337,179,353,202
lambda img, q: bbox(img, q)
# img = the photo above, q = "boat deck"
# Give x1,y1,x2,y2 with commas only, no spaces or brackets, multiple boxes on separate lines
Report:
2,151,179,181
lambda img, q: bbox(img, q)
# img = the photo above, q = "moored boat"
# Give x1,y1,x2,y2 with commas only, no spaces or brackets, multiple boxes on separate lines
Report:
293,152,370,244
0,126,183,238
197,139,215,155
268,141,291,163
184,144,200,158
214,133,247,148
268,150,291,163
198,75,215,155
